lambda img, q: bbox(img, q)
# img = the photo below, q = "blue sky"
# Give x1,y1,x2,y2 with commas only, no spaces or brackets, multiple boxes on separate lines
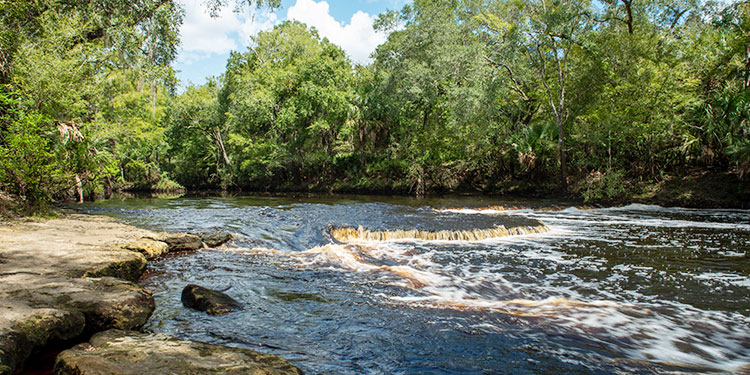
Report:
174,0,410,87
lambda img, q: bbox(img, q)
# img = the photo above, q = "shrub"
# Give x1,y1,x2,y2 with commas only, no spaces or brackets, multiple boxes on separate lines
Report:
578,169,628,203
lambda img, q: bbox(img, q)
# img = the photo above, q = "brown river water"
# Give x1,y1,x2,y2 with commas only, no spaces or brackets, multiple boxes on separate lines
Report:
81,195,750,374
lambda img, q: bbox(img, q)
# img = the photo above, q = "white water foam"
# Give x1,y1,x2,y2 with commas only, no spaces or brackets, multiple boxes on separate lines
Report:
234,203,750,372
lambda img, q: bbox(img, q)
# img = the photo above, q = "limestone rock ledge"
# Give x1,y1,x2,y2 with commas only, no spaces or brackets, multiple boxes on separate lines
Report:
55,330,304,375
0,214,245,374
0,214,159,374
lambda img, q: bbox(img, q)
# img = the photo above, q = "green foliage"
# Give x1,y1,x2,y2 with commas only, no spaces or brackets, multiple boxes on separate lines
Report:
578,169,629,203
0,89,59,205
0,0,186,206
216,21,357,188
1,0,747,208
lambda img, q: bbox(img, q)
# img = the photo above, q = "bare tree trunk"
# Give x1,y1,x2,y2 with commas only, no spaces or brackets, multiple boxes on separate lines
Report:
556,114,568,191
416,171,426,198
105,175,113,197
608,130,612,170
533,41,569,192
213,130,231,168
75,174,84,203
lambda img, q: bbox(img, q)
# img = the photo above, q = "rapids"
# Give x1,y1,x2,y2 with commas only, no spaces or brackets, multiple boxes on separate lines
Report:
81,196,750,374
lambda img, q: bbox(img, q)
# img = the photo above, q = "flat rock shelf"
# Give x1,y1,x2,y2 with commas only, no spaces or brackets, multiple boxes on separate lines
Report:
55,330,303,375
0,213,286,375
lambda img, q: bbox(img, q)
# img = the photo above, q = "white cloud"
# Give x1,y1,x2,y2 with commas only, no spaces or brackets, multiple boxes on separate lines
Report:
179,0,241,55
174,0,394,84
286,0,388,64
176,0,278,65
241,12,278,45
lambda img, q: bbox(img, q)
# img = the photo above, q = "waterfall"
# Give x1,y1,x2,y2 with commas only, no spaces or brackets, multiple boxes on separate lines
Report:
331,224,550,242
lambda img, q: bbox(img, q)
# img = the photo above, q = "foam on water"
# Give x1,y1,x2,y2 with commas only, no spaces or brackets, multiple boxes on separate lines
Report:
250,203,750,371
92,197,749,373
238,238,750,370
330,224,551,243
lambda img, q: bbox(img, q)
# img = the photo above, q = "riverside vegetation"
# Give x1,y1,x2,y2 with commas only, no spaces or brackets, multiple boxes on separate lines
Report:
1,0,749,214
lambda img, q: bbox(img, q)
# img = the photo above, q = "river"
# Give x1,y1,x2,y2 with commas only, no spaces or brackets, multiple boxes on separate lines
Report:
80,195,750,374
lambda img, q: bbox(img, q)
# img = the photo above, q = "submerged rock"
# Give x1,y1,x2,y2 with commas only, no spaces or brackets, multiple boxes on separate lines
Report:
54,329,303,375
199,231,233,248
181,284,241,315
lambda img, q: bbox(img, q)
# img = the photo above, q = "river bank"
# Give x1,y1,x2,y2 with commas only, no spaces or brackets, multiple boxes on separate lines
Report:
163,170,750,209
0,213,301,374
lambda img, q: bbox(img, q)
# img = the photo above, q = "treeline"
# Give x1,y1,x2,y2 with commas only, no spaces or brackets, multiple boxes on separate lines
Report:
1,0,748,211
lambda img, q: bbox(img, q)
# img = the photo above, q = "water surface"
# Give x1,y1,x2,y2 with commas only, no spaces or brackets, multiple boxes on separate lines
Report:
81,195,750,374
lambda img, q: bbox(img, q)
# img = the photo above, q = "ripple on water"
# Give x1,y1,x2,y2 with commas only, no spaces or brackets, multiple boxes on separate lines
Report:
81,196,750,374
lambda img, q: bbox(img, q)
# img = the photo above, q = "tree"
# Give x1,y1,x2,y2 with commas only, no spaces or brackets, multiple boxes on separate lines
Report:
204,0,281,16
482,0,592,190
1,0,184,202
218,21,355,188
165,80,228,188
372,0,489,195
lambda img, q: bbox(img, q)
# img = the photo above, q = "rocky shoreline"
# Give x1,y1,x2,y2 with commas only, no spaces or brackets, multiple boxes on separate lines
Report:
0,213,301,374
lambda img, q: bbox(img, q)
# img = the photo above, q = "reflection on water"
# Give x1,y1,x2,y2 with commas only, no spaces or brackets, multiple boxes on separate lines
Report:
82,196,750,374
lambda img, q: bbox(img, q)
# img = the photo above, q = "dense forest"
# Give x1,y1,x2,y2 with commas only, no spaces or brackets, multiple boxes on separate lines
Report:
1,0,748,212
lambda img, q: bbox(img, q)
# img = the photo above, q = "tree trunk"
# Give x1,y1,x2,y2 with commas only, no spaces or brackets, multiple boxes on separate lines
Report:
105,175,113,198
556,115,568,191
416,171,426,198
622,0,633,35
75,174,84,203
608,130,612,170
213,130,231,168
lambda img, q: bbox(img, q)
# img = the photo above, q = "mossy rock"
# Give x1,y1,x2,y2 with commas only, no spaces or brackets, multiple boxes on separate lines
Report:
83,253,147,283
0,308,85,375
63,278,155,334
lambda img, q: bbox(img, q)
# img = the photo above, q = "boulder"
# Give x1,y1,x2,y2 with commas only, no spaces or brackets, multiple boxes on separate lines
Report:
55,330,303,375
122,239,169,260
0,304,85,375
0,277,154,374
181,284,241,315
62,277,155,334
151,233,202,252
199,231,233,248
